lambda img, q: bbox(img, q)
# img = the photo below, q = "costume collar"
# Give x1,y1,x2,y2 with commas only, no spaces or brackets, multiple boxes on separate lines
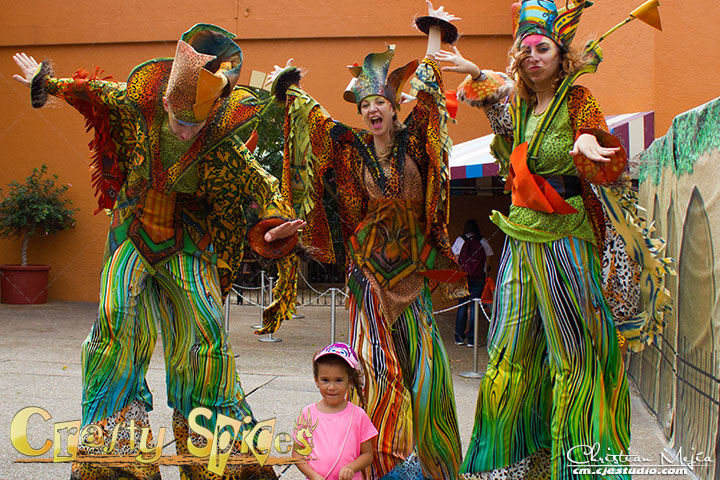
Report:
126,59,266,192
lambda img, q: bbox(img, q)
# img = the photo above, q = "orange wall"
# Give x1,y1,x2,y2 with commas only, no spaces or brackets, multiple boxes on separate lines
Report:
1,0,718,301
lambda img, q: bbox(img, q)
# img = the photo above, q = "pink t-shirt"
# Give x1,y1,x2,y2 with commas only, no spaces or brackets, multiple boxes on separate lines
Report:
293,402,378,480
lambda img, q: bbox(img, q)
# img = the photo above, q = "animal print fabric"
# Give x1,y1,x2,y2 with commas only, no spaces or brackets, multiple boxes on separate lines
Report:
172,410,278,480
45,62,288,301
279,59,462,299
70,400,160,480
459,448,550,480
278,57,463,479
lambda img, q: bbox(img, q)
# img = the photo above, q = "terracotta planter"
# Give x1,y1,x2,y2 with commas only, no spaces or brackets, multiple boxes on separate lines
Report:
0,265,51,304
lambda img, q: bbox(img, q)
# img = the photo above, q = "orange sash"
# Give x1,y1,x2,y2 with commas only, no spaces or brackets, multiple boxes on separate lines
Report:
505,142,578,215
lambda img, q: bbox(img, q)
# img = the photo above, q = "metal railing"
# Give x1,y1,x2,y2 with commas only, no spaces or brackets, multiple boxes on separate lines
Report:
224,270,489,378
231,270,345,308
628,335,720,480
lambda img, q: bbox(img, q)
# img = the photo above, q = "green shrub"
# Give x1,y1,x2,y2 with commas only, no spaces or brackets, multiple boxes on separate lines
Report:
0,164,77,265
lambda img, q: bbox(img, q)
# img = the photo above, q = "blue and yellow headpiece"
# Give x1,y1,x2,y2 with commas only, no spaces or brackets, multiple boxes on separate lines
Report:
512,0,592,48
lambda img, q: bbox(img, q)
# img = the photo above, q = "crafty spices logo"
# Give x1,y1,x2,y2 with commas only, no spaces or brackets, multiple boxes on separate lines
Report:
11,406,311,475
567,443,713,476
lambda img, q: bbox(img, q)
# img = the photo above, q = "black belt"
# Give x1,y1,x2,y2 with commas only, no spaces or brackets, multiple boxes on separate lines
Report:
545,175,581,199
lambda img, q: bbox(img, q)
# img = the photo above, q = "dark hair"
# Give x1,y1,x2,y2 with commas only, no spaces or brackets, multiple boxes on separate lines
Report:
313,353,366,407
507,37,590,105
463,219,480,236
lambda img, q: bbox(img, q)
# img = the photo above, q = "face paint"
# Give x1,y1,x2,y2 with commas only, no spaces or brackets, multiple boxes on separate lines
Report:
520,36,562,90
521,34,548,48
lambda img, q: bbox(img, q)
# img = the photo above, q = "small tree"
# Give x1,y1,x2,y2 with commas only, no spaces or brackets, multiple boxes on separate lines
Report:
0,164,77,266
251,88,285,179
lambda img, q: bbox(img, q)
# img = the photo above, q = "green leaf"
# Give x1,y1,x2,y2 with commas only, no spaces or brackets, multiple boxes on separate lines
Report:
0,164,78,261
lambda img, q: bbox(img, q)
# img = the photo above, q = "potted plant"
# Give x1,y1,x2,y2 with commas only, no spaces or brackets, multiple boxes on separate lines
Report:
0,164,77,304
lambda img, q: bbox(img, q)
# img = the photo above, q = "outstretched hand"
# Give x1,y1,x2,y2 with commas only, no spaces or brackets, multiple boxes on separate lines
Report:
423,1,460,57
12,53,40,88
263,58,295,90
426,0,461,22
570,133,619,163
264,219,306,243
436,46,481,78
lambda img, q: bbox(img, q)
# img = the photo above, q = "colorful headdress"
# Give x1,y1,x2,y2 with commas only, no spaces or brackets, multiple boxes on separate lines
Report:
512,0,592,48
343,45,418,109
165,24,244,123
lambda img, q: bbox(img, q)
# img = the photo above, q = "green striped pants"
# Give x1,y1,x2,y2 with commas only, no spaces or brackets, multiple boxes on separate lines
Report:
81,238,253,428
349,280,462,480
461,236,631,480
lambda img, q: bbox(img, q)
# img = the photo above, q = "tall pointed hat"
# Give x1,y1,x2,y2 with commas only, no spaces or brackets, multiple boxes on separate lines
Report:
165,24,244,123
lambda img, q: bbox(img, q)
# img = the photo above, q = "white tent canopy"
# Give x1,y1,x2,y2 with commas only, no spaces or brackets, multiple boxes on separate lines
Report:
449,111,655,180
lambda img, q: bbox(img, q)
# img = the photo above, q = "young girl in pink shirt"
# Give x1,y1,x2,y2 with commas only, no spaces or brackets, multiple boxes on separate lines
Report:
293,343,378,480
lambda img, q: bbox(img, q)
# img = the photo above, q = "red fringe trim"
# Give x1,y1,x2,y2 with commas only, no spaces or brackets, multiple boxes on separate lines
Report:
71,67,124,214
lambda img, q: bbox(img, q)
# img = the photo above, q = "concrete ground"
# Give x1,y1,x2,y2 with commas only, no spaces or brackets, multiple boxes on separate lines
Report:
0,301,687,479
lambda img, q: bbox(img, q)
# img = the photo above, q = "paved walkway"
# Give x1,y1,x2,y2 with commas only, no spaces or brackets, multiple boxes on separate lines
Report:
0,301,685,479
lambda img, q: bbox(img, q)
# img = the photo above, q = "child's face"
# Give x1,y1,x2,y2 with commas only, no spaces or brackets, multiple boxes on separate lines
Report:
315,363,350,408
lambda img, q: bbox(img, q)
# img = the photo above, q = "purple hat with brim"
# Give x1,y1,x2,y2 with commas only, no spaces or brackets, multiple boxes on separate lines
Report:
314,342,360,370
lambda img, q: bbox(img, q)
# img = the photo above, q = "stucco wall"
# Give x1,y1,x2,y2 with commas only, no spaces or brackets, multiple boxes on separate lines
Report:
1,0,718,301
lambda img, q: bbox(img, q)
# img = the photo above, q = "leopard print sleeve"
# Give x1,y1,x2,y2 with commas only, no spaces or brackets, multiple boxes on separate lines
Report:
407,57,453,157
46,77,128,111
457,71,515,140
567,85,609,132
486,101,514,138
456,70,514,109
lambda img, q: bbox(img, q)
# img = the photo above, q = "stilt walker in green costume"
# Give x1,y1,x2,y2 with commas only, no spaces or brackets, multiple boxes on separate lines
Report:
438,1,671,478
13,24,304,480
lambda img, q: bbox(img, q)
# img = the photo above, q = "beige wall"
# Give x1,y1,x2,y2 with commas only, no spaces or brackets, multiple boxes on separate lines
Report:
1,1,718,301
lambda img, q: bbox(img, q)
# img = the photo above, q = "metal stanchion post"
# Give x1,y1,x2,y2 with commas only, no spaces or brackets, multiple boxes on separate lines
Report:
251,270,266,330
223,296,230,333
258,276,281,343
293,271,306,318
330,288,337,344
260,270,266,308
460,298,484,379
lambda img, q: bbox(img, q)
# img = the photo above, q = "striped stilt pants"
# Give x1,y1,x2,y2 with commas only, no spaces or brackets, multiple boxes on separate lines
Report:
461,236,631,480
81,239,252,425
350,280,462,480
